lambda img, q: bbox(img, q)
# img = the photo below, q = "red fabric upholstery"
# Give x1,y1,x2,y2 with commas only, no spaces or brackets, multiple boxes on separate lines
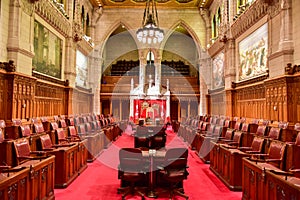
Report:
59,119,67,128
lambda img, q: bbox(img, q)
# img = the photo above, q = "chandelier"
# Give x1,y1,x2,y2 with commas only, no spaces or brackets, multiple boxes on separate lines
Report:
136,0,164,45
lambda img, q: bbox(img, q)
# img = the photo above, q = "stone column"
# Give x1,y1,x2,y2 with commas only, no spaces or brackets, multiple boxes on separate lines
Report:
138,49,147,94
154,49,162,93
278,0,293,51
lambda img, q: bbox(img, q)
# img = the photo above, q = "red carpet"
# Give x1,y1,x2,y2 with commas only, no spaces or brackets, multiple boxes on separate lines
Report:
55,131,242,200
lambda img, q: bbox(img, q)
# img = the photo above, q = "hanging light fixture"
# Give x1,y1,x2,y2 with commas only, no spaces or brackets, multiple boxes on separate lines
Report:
136,0,164,45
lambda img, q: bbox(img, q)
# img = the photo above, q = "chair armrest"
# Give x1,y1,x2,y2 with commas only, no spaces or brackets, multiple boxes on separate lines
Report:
245,150,261,154
30,151,47,156
265,159,282,163
52,143,74,148
0,165,11,170
238,147,252,151
227,141,239,146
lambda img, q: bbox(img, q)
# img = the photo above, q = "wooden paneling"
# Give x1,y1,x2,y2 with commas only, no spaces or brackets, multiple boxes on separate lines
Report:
0,71,94,120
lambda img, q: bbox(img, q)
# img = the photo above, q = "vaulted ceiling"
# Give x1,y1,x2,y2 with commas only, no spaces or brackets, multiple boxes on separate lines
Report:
90,0,212,9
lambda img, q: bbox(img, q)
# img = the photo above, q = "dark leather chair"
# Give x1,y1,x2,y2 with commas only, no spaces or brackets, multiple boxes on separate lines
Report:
149,127,166,150
19,124,32,137
266,127,282,140
289,126,300,177
157,148,189,200
238,136,265,154
13,138,47,165
40,134,73,151
221,131,243,148
118,148,147,200
250,140,286,169
68,126,82,142
134,126,150,149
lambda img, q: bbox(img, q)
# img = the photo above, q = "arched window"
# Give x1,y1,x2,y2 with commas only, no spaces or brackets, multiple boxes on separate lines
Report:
86,13,90,36
217,7,221,36
81,6,85,31
212,15,216,39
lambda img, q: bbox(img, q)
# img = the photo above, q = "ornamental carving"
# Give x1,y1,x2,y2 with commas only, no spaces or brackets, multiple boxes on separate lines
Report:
34,0,71,37
231,0,270,39
20,0,34,16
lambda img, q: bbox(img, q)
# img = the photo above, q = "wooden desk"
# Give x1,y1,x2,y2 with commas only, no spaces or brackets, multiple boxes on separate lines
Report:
0,167,30,200
210,145,248,190
242,157,283,200
18,155,55,200
265,170,300,199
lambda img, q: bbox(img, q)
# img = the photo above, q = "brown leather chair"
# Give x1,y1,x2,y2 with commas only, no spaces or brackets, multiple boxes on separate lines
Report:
149,127,166,150
157,148,189,200
118,148,147,200
68,126,82,142
134,126,150,149
40,134,73,151
238,136,265,154
289,127,300,177
266,127,282,140
255,125,268,137
13,138,47,165
250,140,286,169
19,124,32,137
221,131,243,148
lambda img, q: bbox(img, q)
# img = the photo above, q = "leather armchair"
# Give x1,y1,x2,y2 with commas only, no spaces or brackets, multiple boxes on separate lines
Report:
13,138,48,165
250,140,286,169
157,148,189,200
238,136,265,154
118,148,147,200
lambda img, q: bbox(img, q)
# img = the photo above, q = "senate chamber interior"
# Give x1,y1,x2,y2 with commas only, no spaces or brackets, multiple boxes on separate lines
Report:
0,0,300,199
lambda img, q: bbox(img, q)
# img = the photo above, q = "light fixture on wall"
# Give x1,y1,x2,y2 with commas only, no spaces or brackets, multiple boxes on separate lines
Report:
136,0,164,45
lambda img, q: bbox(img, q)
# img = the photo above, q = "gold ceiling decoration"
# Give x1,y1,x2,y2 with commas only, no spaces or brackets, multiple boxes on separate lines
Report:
90,0,212,8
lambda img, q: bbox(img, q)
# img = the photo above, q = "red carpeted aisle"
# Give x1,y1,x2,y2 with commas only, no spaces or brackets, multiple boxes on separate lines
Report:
54,131,242,200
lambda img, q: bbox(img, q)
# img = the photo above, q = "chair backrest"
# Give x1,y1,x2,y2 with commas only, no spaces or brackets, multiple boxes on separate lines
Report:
68,126,78,136
40,134,53,149
119,148,144,172
67,118,75,126
163,148,188,170
136,126,148,136
59,119,67,128
219,119,225,126
295,132,300,146
85,123,93,132
77,124,86,134
56,128,66,140
212,126,222,137
12,119,22,126
201,123,208,131
224,120,231,128
268,140,286,161
0,120,6,129
0,128,4,142
232,131,243,146
268,127,282,140
207,124,215,134
224,129,234,140
33,123,44,134
251,137,265,152
50,122,59,130
234,121,242,130
256,125,267,137
14,138,31,158
241,123,250,132
19,124,31,137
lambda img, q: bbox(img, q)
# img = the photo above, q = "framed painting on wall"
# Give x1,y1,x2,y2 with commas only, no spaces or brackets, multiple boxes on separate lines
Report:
33,20,63,79
238,23,268,81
